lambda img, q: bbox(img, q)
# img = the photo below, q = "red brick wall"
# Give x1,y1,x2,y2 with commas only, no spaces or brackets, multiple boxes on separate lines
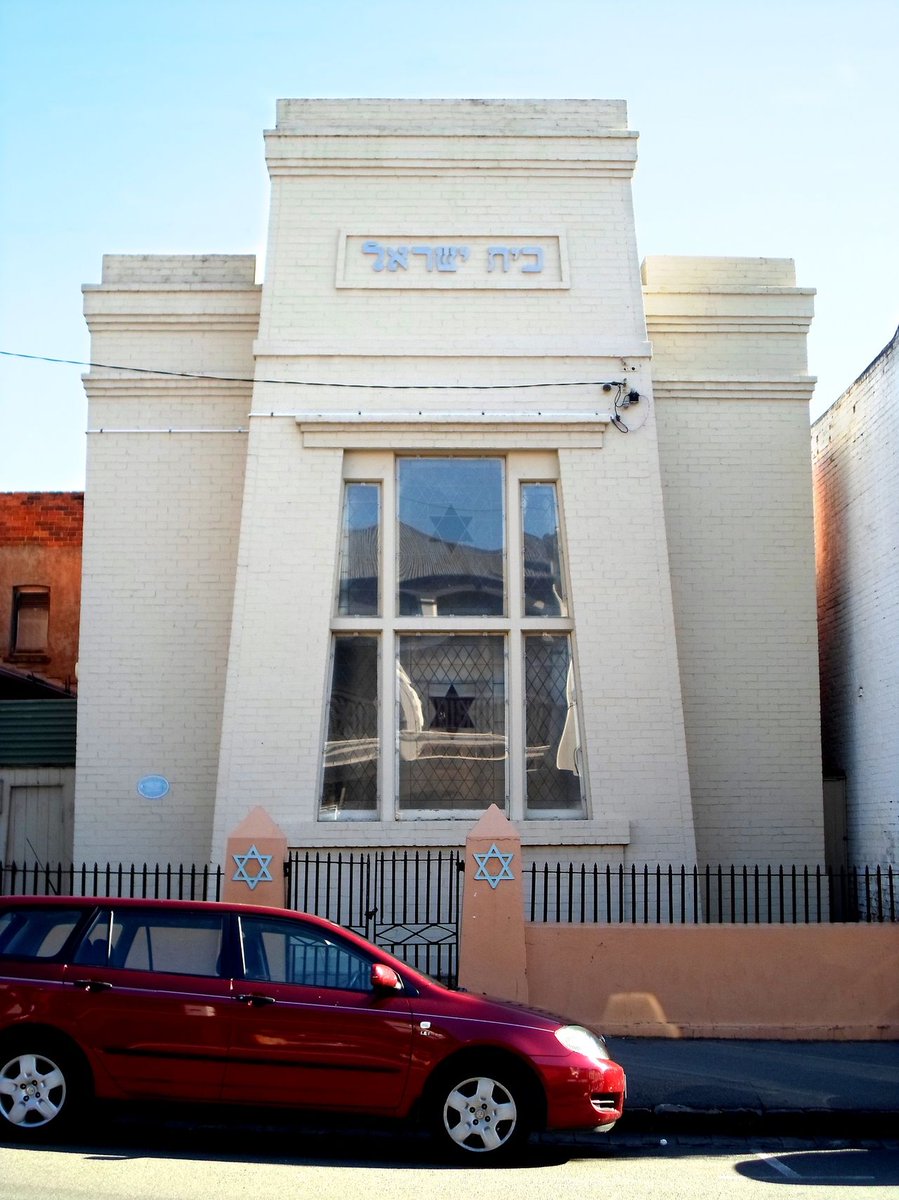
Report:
0,493,84,546
1,494,84,690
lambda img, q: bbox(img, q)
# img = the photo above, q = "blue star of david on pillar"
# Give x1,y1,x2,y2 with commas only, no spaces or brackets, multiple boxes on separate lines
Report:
231,844,273,891
473,842,515,890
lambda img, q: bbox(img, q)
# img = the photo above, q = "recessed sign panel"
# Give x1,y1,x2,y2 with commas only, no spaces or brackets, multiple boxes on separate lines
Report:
337,232,569,289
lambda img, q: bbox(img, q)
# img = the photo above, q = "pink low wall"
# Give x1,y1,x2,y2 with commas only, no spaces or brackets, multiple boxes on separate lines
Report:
524,924,899,1040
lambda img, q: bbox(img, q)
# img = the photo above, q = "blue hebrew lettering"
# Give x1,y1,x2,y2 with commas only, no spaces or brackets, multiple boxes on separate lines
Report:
386,246,409,271
520,246,544,273
488,247,512,272
435,246,470,272
412,246,437,270
362,240,387,271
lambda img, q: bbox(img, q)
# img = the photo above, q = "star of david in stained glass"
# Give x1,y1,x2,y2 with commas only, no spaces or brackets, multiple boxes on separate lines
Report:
431,505,473,545
473,842,515,889
231,844,273,891
430,684,475,732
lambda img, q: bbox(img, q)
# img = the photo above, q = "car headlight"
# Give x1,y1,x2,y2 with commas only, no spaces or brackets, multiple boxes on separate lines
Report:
553,1025,610,1060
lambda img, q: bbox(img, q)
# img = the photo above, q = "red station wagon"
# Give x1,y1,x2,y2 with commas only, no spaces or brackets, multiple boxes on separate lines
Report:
0,896,625,1158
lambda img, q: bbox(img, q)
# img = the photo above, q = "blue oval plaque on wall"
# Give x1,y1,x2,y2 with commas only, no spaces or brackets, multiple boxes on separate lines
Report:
137,775,170,799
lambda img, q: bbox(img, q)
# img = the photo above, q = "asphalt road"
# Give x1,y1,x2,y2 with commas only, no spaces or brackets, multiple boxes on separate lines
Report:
1,1121,898,1200
3,1038,899,1198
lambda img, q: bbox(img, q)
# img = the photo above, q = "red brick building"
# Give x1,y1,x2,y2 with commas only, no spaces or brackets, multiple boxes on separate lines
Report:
0,493,83,696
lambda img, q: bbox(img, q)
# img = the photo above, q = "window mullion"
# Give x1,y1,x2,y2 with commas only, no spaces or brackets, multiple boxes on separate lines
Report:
381,628,396,825
382,463,397,823
508,467,523,626
507,629,523,822
506,462,523,821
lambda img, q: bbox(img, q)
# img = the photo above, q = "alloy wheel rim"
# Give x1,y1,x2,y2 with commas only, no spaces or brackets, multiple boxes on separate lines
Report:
0,1053,67,1127
443,1075,517,1152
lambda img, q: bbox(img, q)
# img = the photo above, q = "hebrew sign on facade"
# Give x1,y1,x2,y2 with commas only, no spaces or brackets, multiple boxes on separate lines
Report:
337,232,569,288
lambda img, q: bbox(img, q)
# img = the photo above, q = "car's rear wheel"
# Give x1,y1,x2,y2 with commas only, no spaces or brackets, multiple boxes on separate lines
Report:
429,1059,537,1160
0,1042,83,1141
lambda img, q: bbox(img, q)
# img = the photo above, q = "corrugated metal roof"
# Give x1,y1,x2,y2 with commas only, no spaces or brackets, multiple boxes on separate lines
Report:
0,699,77,766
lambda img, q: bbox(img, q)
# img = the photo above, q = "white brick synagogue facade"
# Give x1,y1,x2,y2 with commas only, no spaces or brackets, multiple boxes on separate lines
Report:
75,100,823,870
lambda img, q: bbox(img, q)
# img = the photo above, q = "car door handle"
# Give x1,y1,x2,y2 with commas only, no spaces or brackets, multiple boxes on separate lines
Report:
236,993,276,1007
71,979,113,992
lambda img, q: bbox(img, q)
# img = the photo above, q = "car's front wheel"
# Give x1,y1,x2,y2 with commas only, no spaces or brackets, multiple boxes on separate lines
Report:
0,1042,83,1140
429,1060,537,1159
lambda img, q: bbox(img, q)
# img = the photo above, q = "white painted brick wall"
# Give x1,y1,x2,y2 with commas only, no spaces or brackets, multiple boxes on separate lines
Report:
209,99,696,864
75,256,259,863
211,424,344,856
645,256,824,867
560,438,697,864
813,330,899,864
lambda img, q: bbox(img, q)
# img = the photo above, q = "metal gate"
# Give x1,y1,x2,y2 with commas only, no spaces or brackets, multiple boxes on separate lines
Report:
286,849,463,985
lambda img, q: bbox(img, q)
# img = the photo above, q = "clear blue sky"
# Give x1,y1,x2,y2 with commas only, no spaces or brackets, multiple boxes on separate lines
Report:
1,0,897,490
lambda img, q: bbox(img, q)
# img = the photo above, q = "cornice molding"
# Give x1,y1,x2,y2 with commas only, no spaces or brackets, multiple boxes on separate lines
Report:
253,338,652,359
647,316,813,335
643,286,816,297
651,377,817,402
82,377,253,401
85,316,261,334
292,411,611,450
267,161,637,179
83,283,261,294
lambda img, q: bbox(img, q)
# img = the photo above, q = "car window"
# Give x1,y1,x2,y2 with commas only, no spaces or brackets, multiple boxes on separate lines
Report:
0,907,84,960
240,916,372,991
73,909,225,977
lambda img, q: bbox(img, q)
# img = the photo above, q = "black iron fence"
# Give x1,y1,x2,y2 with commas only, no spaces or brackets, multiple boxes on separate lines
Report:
286,849,463,984
3,857,894,935
0,861,223,902
527,862,897,924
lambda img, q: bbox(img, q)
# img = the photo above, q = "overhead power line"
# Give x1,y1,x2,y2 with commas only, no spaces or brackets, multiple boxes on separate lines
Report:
0,349,627,392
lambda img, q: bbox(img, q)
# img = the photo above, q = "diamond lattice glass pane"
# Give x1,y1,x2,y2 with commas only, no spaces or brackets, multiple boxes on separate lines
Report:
522,484,568,617
524,634,585,814
398,634,506,812
337,483,380,616
319,637,379,818
397,459,505,616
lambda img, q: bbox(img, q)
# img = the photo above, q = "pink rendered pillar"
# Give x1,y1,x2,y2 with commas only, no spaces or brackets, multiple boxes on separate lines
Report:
222,806,288,906
458,804,528,1002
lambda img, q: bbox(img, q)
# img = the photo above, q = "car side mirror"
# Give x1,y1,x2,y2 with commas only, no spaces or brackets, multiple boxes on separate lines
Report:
371,963,402,991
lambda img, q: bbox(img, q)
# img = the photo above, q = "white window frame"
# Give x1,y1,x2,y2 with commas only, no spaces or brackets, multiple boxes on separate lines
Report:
325,450,588,824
